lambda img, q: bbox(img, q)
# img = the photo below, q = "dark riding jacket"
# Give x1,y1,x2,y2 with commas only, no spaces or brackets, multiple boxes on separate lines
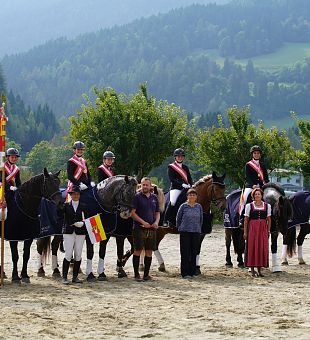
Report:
0,161,22,193
245,161,269,188
168,164,193,190
63,201,89,235
97,165,114,183
67,158,92,186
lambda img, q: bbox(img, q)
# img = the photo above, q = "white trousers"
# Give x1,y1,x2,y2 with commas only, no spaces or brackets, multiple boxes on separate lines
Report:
63,233,85,262
239,188,252,214
170,189,182,206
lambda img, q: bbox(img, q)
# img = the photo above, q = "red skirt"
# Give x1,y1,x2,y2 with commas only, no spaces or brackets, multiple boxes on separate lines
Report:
245,219,269,267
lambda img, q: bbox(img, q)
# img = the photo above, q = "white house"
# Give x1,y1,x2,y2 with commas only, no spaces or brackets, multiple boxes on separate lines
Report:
269,169,304,193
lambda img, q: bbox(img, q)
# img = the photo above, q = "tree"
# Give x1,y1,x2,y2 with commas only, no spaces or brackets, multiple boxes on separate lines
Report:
70,85,192,181
196,106,293,187
26,141,53,175
295,119,310,178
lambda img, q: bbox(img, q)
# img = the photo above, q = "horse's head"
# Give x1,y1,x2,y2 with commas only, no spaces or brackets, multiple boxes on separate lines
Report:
137,183,165,212
274,196,294,235
42,168,63,208
193,172,226,212
97,175,138,219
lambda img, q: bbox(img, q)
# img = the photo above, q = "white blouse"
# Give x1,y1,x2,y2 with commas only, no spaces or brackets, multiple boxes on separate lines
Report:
244,202,271,217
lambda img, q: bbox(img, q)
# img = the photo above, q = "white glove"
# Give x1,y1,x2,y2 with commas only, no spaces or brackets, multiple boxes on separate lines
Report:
74,222,84,228
182,183,190,189
79,183,88,191
10,186,17,191
91,181,96,187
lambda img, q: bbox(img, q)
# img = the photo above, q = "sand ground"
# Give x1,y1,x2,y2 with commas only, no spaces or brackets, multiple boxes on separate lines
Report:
0,226,309,339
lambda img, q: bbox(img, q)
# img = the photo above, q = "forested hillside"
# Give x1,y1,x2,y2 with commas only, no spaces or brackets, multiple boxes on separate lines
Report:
0,0,228,57
2,0,310,123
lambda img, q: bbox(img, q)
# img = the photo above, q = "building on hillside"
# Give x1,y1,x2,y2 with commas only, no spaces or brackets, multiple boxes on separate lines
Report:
269,169,304,193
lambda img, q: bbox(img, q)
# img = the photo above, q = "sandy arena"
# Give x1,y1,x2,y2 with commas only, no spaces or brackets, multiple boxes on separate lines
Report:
0,226,309,339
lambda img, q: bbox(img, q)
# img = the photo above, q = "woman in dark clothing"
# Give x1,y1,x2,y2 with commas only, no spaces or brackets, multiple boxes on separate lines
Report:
176,188,203,278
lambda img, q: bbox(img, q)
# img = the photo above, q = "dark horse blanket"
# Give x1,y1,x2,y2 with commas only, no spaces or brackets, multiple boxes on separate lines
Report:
4,192,62,241
288,191,310,228
224,189,242,229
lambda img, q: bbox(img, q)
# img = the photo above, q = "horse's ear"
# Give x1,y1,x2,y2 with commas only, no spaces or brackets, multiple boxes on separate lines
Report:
221,172,226,180
212,171,217,178
54,170,61,177
43,168,49,177
124,175,129,184
153,185,158,195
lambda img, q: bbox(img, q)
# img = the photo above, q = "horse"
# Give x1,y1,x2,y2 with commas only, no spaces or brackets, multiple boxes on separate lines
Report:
37,175,138,278
280,191,310,265
151,172,226,273
224,183,293,273
3,168,62,283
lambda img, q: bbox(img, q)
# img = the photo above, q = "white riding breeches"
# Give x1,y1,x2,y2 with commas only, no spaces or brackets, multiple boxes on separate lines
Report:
170,189,182,206
63,233,85,262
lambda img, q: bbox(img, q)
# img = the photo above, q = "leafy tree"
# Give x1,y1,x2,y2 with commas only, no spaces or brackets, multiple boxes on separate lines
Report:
70,85,192,181
295,119,310,178
196,106,293,187
25,141,53,175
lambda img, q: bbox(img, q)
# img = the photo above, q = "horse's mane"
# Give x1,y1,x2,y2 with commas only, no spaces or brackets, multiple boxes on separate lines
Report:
18,173,43,195
192,175,212,188
137,183,165,212
263,182,285,196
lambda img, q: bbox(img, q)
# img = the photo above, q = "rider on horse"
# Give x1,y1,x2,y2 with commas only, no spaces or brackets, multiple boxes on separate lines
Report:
164,148,193,226
239,145,269,225
85,150,116,282
1,148,21,194
66,141,92,197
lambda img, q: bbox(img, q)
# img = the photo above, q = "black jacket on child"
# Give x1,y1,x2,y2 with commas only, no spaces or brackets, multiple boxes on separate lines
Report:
63,201,89,235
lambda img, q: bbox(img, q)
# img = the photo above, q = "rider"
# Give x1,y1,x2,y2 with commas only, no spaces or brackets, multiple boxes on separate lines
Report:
164,148,193,226
66,141,92,198
85,150,116,282
1,148,22,194
239,145,269,223
97,150,115,182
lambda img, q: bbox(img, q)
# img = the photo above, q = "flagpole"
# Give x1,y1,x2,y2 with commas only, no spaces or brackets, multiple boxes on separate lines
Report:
0,95,7,288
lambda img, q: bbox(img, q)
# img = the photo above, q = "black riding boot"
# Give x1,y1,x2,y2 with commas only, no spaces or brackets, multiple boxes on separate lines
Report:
72,261,83,283
62,258,70,284
164,203,174,226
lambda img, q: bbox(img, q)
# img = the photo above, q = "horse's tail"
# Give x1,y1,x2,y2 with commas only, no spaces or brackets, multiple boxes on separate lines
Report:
41,236,51,265
286,227,296,258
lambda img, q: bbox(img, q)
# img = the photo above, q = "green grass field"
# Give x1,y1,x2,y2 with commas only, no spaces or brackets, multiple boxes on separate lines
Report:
201,42,310,71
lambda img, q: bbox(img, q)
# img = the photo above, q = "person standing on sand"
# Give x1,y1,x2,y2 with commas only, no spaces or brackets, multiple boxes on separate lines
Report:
244,187,271,277
131,177,160,282
176,188,203,278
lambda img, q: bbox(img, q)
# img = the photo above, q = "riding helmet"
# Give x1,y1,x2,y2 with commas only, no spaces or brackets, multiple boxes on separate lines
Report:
173,148,185,157
73,141,85,149
103,151,115,159
69,185,81,194
250,145,262,154
6,148,20,157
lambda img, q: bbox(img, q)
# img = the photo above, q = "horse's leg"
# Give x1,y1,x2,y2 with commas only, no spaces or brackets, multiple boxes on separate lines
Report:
232,228,245,268
115,236,128,278
85,235,96,281
271,232,281,273
297,223,310,265
281,233,289,265
154,228,168,272
36,238,46,277
195,233,205,275
121,235,134,267
139,249,145,271
97,236,110,281
225,229,233,267
21,239,33,283
51,235,62,277
9,241,21,283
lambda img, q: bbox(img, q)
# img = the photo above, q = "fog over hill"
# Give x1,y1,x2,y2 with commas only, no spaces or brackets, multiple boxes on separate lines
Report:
0,0,229,57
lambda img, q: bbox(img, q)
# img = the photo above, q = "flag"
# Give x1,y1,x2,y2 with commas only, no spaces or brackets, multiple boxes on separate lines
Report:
238,188,245,215
84,214,107,244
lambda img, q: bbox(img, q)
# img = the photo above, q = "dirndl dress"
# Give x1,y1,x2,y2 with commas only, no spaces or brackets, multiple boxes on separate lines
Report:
245,202,270,267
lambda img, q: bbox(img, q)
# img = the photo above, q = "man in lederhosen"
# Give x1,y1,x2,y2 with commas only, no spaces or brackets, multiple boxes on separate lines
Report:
85,150,116,282
66,141,92,198
239,145,269,225
164,148,193,226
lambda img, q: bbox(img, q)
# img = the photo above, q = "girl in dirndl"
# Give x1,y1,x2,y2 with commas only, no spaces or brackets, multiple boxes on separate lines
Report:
244,188,271,277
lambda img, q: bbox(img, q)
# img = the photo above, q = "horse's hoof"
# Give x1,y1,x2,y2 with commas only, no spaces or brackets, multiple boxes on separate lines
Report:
281,261,289,265
272,267,282,273
298,259,306,265
139,264,145,272
12,277,21,284
117,269,127,278
225,262,233,267
237,263,245,269
21,276,30,283
158,263,166,272
52,268,61,278
37,267,45,277
195,266,201,276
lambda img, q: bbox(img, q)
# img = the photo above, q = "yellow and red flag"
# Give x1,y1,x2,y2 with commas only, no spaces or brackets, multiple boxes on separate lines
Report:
84,214,107,244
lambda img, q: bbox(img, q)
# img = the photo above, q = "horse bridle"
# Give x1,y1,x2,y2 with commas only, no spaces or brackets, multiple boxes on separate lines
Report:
204,181,226,206
41,175,61,202
114,183,134,211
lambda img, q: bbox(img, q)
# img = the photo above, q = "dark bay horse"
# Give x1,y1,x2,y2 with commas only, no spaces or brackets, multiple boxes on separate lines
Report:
224,183,293,272
281,191,310,265
152,172,226,272
37,175,138,277
4,168,62,283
